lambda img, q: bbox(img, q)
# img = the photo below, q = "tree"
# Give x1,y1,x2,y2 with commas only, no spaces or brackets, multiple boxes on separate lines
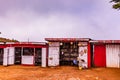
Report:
111,0,120,9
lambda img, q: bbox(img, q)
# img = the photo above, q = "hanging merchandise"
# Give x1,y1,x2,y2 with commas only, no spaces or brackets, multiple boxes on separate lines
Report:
78,42,88,68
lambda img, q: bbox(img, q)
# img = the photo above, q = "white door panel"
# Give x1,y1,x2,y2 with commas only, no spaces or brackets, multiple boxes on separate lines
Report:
48,47,59,66
106,45,120,68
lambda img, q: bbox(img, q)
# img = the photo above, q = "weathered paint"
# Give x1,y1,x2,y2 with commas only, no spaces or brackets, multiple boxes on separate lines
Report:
106,45,120,68
90,40,120,44
78,42,88,68
49,42,60,47
45,38,90,42
94,44,106,67
48,47,59,66
42,48,46,67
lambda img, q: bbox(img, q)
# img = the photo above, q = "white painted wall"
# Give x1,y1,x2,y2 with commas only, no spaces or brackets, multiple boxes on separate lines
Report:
48,47,59,66
106,45,120,68
22,56,34,65
3,47,15,66
42,48,46,67
3,47,8,66
8,47,15,65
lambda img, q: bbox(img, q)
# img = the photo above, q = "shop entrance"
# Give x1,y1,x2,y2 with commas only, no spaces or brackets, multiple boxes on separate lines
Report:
15,47,22,64
0,48,3,65
15,47,42,65
60,42,79,66
35,48,42,66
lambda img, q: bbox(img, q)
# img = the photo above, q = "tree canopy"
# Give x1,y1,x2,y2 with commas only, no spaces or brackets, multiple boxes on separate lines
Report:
111,0,120,9
0,37,19,42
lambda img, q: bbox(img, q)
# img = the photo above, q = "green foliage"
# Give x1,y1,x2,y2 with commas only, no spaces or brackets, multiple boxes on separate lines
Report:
0,37,19,42
111,0,120,3
113,3,120,9
111,0,120,9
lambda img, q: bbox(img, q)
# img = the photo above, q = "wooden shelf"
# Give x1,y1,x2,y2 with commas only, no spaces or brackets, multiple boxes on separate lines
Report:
60,42,79,64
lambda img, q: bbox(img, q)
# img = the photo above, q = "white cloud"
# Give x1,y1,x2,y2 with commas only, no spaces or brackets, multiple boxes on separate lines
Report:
0,0,120,42
0,10,84,41
0,9,100,41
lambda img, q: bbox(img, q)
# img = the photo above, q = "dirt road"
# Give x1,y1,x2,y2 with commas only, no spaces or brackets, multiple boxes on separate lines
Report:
0,65,119,80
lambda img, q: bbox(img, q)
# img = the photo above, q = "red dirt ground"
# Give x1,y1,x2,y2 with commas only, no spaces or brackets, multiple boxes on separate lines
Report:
0,65,119,80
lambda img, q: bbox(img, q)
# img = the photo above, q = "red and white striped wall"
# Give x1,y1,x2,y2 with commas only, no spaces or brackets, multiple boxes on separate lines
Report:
0,42,48,67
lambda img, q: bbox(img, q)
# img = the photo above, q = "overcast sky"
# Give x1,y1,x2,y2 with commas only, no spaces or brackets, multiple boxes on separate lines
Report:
0,0,120,42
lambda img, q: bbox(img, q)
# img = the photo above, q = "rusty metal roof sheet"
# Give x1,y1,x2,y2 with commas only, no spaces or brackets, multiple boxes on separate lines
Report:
45,38,91,42
90,40,120,44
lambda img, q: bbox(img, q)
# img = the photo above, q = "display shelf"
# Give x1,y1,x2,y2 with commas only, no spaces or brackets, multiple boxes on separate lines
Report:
60,42,79,65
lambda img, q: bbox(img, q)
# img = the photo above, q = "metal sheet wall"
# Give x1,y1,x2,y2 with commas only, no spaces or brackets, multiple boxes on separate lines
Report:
48,42,59,66
8,47,15,65
3,47,8,66
94,45,106,67
22,56,34,65
48,47,59,66
78,45,88,68
41,48,46,67
3,47,15,66
106,45,120,68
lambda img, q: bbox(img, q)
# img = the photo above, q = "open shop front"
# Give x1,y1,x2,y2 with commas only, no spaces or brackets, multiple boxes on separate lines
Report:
60,42,79,66
21,47,42,66
3,42,47,67
0,48,4,65
0,44,7,65
45,38,91,68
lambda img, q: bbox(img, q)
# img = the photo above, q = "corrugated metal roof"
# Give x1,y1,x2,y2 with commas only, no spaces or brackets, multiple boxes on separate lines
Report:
45,38,91,42
14,42,46,45
0,42,46,45
90,40,120,44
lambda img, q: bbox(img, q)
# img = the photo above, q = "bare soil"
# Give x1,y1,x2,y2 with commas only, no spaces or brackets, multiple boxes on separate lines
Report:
0,65,119,80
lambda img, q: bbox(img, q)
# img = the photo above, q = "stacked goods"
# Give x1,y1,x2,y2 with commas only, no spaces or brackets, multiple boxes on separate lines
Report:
60,42,79,65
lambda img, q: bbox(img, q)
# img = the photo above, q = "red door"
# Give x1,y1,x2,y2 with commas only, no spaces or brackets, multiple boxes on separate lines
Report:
94,44,106,67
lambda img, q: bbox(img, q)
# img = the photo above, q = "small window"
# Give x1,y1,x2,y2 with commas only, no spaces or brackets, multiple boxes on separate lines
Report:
23,48,34,56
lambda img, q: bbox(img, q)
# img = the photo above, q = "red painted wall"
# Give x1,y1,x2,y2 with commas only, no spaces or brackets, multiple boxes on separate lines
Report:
87,43,91,68
94,44,106,67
